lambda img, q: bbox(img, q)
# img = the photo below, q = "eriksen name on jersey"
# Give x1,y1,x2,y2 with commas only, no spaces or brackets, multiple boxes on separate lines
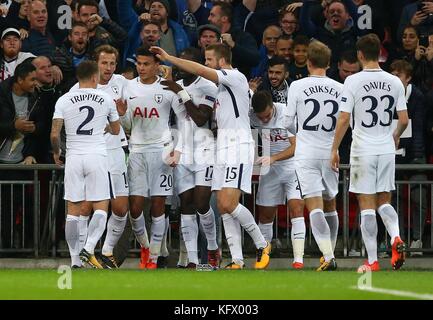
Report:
303,85,340,99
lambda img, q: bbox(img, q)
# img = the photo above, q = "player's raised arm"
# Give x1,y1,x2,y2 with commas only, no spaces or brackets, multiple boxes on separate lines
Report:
150,46,219,84
161,80,213,127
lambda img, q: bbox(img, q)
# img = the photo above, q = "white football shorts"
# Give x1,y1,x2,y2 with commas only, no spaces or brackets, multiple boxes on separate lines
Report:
174,164,213,195
349,153,395,194
127,151,173,197
295,159,339,200
64,154,112,202
256,165,301,206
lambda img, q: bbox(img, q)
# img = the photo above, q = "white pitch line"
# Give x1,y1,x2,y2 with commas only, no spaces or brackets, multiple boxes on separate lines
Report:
350,286,433,300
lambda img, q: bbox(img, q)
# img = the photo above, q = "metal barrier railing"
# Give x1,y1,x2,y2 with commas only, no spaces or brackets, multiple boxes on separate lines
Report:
0,164,432,258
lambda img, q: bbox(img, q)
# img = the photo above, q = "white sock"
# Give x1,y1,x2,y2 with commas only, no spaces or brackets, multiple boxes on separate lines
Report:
130,213,149,248
198,208,218,250
258,222,273,243
181,214,199,265
231,204,267,249
78,215,89,252
84,210,107,254
160,215,170,257
66,215,81,267
102,212,127,256
291,217,305,264
222,213,243,264
324,211,339,251
149,215,165,262
178,229,188,267
378,204,400,245
360,209,378,264
310,209,334,261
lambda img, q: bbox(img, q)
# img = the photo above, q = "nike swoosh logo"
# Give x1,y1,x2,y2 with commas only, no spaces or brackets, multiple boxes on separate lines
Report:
205,178,212,181
225,180,234,183
293,233,304,236
129,96,137,100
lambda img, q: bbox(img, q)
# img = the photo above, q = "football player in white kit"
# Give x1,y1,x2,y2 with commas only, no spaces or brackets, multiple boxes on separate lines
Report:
151,43,271,270
250,91,306,269
331,34,409,272
50,61,120,268
119,45,186,269
72,45,132,269
160,47,220,268
287,41,342,271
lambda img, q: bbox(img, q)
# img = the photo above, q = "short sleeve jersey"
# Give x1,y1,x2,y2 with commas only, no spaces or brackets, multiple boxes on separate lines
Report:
287,76,343,160
121,76,185,153
53,88,119,156
250,103,294,166
339,69,407,156
177,76,217,157
215,69,254,149
71,74,128,149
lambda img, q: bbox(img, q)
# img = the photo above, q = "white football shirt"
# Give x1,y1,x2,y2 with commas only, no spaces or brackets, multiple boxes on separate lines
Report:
339,69,407,156
53,88,119,156
71,74,128,149
250,103,294,166
121,76,186,153
177,76,217,161
287,76,343,160
215,69,254,149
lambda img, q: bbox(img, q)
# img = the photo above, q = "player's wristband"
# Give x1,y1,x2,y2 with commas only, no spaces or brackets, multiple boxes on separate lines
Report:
177,90,191,104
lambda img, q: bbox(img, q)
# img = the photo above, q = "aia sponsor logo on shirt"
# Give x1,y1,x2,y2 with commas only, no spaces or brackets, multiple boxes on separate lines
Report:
133,107,160,118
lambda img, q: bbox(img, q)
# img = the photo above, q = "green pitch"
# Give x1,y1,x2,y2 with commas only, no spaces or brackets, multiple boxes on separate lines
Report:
1,269,433,300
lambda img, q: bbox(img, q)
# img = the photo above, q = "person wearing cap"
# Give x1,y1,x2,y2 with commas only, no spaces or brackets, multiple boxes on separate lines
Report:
117,0,189,66
197,24,221,51
0,28,35,82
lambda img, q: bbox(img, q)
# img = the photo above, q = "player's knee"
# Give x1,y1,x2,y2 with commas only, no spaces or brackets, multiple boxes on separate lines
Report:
80,202,92,215
195,201,210,214
217,198,237,214
323,198,336,212
129,203,143,218
181,203,195,214
112,204,128,216
259,214,274,224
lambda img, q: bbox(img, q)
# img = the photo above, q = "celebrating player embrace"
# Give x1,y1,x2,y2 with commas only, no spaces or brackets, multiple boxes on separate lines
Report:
150,43,271,270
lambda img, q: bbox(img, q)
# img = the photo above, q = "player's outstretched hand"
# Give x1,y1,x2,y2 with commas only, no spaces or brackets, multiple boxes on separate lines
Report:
255,156,274,167
22,156,37,165
393,132,400,149
165,150,181,167
161,80,183,94
53,153,64,166
330,150,339,173
248,77,262,93
150,46,169,62
115,98,127,116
